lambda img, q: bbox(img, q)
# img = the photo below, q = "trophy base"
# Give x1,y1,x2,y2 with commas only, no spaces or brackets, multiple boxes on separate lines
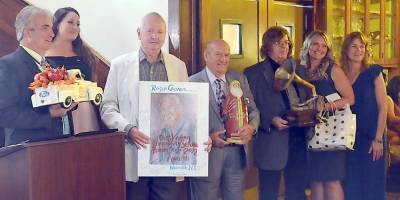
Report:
226,137,244,145
283,109,318,127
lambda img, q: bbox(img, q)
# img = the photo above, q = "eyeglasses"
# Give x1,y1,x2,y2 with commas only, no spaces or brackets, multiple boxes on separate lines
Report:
273,40,290,48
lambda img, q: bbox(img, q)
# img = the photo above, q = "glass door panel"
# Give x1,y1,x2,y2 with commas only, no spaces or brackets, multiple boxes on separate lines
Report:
351,0,365,32
369,1,381,59
327,0,346,58
384,0,396,59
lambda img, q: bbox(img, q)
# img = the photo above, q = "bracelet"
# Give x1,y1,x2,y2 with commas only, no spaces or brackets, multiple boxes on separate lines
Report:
374,139,383,144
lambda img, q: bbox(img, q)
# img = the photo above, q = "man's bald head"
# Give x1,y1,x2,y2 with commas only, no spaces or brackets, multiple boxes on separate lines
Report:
139,12,166,30
205,39,230,54
204,39,231,77
137,12,167,56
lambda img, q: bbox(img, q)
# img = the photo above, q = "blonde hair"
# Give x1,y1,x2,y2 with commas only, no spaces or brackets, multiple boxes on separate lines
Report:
300,30,336,79
340,32,371,75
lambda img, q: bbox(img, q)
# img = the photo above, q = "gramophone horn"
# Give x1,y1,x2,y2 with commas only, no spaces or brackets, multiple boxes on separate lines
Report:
293,74,316,96
273,59,296,92
273,59,317,96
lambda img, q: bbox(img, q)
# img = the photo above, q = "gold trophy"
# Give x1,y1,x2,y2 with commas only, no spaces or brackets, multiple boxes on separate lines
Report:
273,59,320,127
222,80,248,144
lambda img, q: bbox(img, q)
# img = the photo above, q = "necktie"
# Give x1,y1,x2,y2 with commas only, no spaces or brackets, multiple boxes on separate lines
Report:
215,79,225,117
39,57,49,71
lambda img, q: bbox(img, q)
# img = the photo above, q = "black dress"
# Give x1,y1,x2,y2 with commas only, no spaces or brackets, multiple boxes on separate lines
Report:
46,56,92,81
305,64,346,181
46,56,100,134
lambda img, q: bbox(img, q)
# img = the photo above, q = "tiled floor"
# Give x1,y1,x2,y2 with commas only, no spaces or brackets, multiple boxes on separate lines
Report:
244,187,311,200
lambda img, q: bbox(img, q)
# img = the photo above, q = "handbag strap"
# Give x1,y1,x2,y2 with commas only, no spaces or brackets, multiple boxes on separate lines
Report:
320,101,337,118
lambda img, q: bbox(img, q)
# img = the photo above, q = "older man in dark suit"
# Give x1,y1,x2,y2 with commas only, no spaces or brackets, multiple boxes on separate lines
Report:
0,6,75,145
189,39,260,200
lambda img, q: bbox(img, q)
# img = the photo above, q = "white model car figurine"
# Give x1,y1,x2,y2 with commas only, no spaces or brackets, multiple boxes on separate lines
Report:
31,69,103,108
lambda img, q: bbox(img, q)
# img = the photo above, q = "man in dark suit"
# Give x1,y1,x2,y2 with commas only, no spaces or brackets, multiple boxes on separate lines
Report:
0,6,75,145
189,39,260,200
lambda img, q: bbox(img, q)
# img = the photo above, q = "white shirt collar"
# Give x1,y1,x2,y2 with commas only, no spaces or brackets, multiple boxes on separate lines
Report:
205,67,226,84
20,44,43,63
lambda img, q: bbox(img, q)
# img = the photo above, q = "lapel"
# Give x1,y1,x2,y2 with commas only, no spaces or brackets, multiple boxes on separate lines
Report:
262,59,274,88
262,59,287,110
125,50,140,106
199,69,221,121
16,47,41,75
163,51,175,81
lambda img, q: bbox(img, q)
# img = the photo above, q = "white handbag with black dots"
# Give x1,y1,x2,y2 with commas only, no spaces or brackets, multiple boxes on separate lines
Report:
308,104,356,151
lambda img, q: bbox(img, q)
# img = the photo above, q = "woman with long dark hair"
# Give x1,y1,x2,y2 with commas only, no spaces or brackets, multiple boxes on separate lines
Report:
46,7,100,134
46,7,97,80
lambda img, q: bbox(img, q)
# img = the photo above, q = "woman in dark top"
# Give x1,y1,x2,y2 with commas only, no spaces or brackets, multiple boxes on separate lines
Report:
45,7,100,134
46,7,96,79
244,26,308,200
298,31,354,200
341,32,387,200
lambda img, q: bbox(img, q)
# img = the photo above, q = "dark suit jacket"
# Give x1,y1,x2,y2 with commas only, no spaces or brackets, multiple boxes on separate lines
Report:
244,59,294,170
0,47,63,144
190,68,260,166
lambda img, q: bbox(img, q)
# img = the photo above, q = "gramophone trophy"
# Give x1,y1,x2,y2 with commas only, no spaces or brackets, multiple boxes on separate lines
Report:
222,80,248,144
273,59,320,127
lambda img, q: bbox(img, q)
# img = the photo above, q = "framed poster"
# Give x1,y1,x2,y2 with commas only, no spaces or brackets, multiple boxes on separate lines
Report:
138,81,209,177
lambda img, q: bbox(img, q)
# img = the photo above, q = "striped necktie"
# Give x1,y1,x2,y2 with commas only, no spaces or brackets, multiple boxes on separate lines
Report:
215,78,225,117
39,57,49,71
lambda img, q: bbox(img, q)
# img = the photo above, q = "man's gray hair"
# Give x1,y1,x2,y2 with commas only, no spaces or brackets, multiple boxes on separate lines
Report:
15,6,52,41
139,12,165,29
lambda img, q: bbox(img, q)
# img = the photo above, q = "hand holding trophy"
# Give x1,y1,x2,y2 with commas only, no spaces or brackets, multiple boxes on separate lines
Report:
222,80,251,144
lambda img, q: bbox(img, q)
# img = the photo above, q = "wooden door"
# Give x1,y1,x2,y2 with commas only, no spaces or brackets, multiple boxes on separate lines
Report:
199,0,259,73
266,1,305,59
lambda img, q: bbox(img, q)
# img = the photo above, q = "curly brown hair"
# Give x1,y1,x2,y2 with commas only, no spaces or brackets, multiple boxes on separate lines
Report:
260,26,293,59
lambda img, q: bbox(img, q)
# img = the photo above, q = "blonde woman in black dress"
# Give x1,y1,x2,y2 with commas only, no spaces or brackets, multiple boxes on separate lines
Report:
298,31,354,200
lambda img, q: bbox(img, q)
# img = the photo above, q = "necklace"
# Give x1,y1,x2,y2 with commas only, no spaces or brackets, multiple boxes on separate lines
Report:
306,67,319,79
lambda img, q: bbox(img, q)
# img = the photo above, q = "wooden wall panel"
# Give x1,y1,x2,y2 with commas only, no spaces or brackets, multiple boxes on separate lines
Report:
0,0,26,56
168,0,200,75
0,31,18,57
267,1,305,59
200,0,259,72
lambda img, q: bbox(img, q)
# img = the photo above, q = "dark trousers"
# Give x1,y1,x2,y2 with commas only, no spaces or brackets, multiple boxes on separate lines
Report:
126,177,186,200
259,130,309,200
